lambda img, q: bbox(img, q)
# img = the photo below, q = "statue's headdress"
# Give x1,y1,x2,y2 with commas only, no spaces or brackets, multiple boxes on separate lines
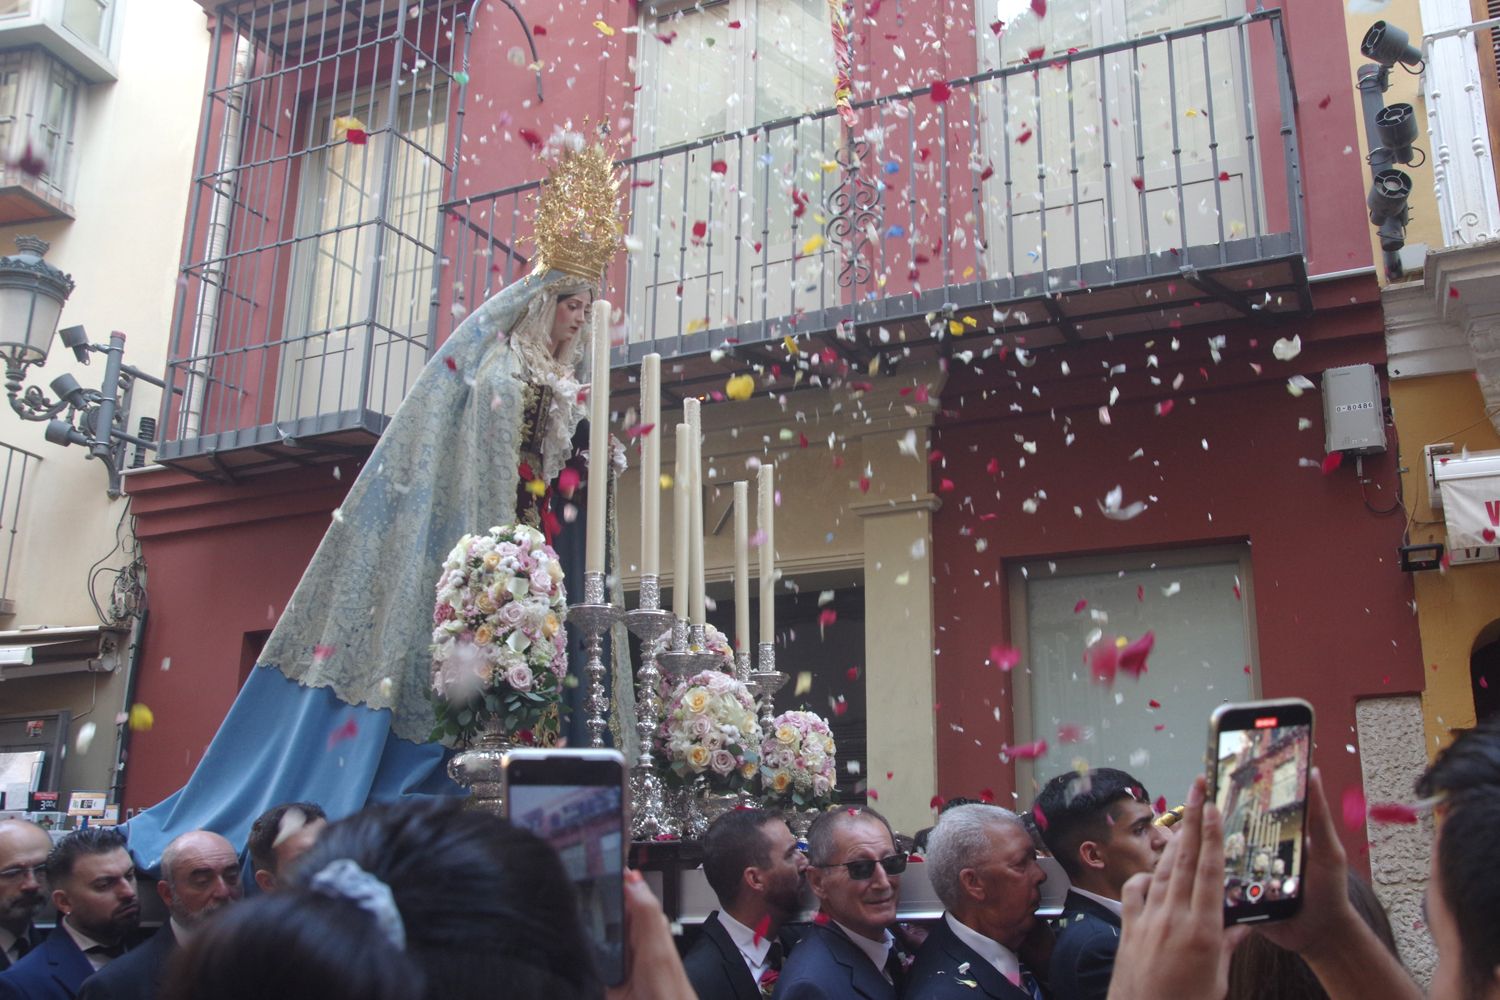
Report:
529,138,625,285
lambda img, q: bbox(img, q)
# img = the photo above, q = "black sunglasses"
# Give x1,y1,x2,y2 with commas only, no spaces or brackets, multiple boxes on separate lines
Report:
815,854,908,880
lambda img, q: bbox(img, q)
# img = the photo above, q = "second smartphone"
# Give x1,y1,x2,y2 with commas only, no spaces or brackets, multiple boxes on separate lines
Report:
1207,697,1314,926
502,748,630,986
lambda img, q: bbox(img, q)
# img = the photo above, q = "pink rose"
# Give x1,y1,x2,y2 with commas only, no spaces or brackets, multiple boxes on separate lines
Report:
709,749,736,776
504,663,534,691
497,602,526,628
529,569,552,594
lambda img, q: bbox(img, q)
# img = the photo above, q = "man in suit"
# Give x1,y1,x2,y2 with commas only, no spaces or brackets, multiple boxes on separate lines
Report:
0,828,140,1000
246,802,326,893
774,807,907,1000
1034,769,1167,1000
683,809,808,999
76,830,242,1000
905,804,1049,1000
0,822,54,972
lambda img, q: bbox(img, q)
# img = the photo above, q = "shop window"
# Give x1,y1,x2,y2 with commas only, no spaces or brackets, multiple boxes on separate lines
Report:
1007,545,1257,800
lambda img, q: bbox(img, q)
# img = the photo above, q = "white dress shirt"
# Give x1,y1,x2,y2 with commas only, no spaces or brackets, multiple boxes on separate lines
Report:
718,910,774,983
60,918,118,972
1068,886,1124,918
832,919,895,982
945,912,1024,985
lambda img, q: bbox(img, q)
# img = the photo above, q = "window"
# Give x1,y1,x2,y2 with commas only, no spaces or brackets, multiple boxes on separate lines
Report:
0,47,81,220
1007,545,1257,800
626,0,838,343
275,83,449,426
0,0,119,81
60,0,111,51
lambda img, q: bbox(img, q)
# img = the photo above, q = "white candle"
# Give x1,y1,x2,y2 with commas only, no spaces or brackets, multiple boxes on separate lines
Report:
733,481,749,653
585,301,611,576
685,398,706,626
758,463,774,646
673,423,690,620
640,354,661,580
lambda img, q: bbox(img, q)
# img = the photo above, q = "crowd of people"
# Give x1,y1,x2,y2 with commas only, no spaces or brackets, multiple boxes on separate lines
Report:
0,714,1496,1000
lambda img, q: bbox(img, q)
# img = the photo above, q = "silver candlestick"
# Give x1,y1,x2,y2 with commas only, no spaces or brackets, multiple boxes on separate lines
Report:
734,649,751,684
623,574,676,840
657,616,696,680
568,571,622,749
749,641,788,730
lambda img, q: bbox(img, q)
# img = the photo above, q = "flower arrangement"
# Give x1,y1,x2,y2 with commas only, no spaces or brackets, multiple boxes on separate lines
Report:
659,670,762,792
759,710,838,809
429,524,568,745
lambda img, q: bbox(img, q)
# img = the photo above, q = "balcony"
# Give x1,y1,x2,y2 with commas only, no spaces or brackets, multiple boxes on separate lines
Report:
1422,15,1500,246
0,46,82,223
153,0,461,481
441,9,1309,403
0,440,39,616
156,6,1310,479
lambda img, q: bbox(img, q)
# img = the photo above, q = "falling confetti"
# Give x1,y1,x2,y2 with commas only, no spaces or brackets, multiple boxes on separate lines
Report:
1341,787,1367,831
1368,802,1420,825
76,722,97,754
1003,739,1049,761
991,645,1021,672
327,717,359,750
726,373,755,401
592,19,615,35
128,703,155,732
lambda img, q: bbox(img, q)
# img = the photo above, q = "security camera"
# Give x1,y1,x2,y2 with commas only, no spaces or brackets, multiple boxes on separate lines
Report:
1361,21,1423,70
57,324,90,365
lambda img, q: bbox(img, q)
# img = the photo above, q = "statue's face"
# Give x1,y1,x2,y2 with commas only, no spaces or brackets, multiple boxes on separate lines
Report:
551,294,590,351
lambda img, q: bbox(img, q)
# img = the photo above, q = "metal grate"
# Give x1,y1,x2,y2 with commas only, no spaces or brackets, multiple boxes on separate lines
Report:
436,9,1308,387
0,441,39,608
157,0,463,474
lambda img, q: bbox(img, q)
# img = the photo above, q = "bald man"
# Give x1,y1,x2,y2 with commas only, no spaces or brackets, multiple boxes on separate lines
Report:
76,831,241,1000
0,821,53,971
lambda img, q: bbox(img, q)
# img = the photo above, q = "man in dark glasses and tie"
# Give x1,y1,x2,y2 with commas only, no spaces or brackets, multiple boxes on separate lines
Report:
773,807,908,1000
904,804,1050,1000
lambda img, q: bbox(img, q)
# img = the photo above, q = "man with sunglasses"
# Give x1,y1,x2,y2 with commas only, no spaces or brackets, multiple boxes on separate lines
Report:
0,822,54,971
773,807,909,1000
906,804,1049,1000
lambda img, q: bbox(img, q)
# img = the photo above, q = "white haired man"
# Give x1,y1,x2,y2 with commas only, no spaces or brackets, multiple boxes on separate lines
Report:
905,804,1049,1000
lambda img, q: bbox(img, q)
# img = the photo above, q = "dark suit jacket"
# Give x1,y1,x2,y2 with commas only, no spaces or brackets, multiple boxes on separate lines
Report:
773,922,898,1000
903,916,1037,1000
76,925,175,1000
0,928,49,973
1047,891,1121,1000
0,925,96,1000
682,912,764,1000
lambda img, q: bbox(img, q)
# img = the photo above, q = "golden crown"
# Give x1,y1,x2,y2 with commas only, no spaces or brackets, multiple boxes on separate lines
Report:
530,139,625,284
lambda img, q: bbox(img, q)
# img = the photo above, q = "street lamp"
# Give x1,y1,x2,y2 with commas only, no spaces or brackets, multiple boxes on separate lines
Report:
0,235,167,497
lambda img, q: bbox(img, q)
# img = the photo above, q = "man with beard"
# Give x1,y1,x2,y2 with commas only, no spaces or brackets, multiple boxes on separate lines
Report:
1034,768,1168,1000
774,807,907,1000
77,830,242,1000
684,810,809,1000
0,828,140,1000
905,804,1050,1000
0,822,54,971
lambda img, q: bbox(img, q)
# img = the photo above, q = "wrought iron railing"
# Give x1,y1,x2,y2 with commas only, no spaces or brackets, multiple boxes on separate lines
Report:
0,441,40,609
1422,16,1500,246
437,8,1304,365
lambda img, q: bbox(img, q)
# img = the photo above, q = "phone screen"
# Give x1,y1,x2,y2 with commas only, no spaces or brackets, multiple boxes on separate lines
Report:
506,754,627,985
1211,701,1312,924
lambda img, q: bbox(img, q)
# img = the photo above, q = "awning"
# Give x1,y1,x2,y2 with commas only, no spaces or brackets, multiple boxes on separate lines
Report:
0,625,130,681
1435,449,1500,550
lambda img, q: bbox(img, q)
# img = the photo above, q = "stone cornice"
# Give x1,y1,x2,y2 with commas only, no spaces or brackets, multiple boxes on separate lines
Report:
848,494,943,518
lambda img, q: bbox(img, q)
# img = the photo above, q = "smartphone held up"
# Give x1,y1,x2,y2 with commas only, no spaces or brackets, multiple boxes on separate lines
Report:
502,748,630,986
1207,698,1314,926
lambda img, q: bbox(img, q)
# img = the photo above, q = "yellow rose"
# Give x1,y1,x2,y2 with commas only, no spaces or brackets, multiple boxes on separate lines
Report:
775,725,799,745
476,592,497,614
771,771,792,793
483,551,501,569
740,761,758,779
474,624,494,646
683,689,711,714
543,612,560,639
687,746,712,770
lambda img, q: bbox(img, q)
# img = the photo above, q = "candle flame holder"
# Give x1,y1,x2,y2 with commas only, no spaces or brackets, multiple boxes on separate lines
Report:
623,574,676,839
749,642,788,730
567,571,623,749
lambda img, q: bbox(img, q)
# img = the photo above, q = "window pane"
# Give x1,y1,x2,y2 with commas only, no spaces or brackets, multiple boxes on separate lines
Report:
641,6,733,150
0,1,30,18
752,0,834,125
1021,553,1253,800
61,0,108,48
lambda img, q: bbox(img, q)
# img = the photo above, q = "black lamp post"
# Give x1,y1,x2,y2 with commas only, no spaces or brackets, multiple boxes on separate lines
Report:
0,235,167,497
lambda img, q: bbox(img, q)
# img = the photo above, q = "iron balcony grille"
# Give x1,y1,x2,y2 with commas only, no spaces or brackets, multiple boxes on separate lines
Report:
439,8,1307,402
156,0,462,477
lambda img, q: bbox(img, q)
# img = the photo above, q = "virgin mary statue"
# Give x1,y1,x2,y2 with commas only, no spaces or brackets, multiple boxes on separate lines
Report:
126,141,626,869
